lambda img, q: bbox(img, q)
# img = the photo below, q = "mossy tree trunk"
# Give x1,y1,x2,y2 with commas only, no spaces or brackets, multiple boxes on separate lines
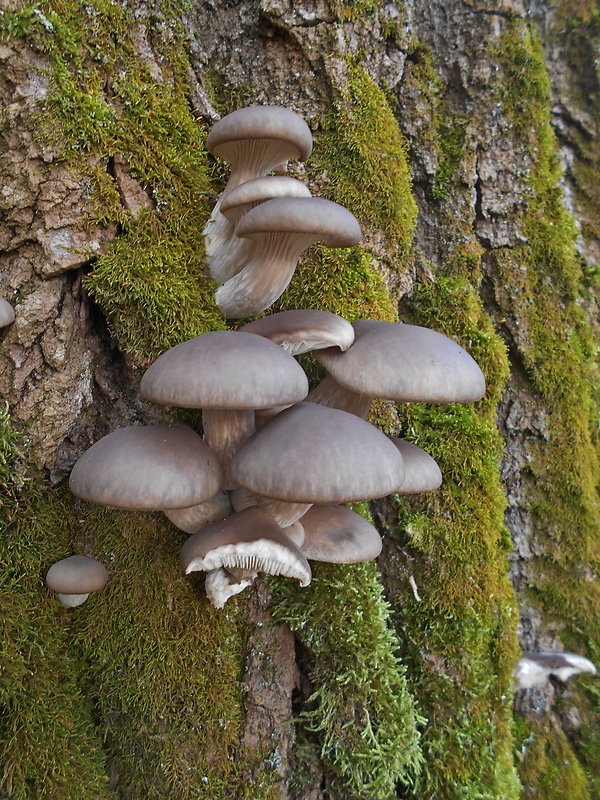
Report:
0,1,598,799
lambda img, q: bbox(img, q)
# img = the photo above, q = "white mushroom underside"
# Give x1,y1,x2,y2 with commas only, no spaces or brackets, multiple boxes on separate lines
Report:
216,232,319,319
57,592,90,608
204,568,257,609
184,540,311,587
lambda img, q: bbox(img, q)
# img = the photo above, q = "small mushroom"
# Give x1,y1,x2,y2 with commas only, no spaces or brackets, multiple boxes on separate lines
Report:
310,320,486,417
215,197,362,318
231,486,311,528
180,506,311,608
204,106,313,279
0,298,15,328
210,176,312,284
240,309,355,356
46,555,109,607
164,490,231,534
69,424,223,510
140,331,308,486
299,504,382,563
515,651,597,690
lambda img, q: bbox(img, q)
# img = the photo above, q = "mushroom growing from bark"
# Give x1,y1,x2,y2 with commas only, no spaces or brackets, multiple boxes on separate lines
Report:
211,176,312,283
388,438,442,494
140,331,308,486
180,506,311,608
46,555,109,607
204,105,313,278
0,298,15,328
310,319,486,417
299,504,382,563
215,197,362,318
164,490,231,534
69,424,223,510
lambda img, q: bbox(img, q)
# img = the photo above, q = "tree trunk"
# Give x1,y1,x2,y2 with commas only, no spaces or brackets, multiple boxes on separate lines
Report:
0,1,597,799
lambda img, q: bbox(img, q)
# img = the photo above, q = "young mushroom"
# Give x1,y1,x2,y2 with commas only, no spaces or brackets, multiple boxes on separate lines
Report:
0,297,15,328
180,506,311,608
309,319,486,417
515,651,597,690
299,504,382,563
46,555,109,607
210,176,312,284
215,197,362,318
388,438,442,494
139,331,308,487
204,105,313,277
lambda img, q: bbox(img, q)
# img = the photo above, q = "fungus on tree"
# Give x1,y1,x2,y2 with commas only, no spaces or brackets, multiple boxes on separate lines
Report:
0,297,15,328
69,424,223,510
164,490,231,534
211,176,312,283
215,197,362,318
180,506,311,608
139,331,308,486
309,319,486,417
46,554,109,608
515,651,597,690
388,438,442,494
204,105,313,278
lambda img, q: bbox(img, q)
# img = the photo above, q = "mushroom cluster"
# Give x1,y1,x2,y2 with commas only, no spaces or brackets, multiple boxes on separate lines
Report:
67,309,485,609
203,105,362,318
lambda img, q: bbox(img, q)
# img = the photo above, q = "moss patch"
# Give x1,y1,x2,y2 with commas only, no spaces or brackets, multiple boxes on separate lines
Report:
493,19,600,797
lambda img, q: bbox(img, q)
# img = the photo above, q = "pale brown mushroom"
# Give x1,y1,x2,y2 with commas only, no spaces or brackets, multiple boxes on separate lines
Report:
46,555,109,607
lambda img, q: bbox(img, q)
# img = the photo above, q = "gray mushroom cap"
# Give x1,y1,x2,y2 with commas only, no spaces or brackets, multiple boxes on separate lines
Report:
234,196,362,247
69,424,223,510
515,651,597,690
46,555,109,595
140,331,308,410
299,505,382,563
240,309,355,356
314,320,486,403
180,506,311,587
220,176,312,224
389,438,442,494
207,105,313,165
231,402,405,504
0,297,15,328
164,490,231,534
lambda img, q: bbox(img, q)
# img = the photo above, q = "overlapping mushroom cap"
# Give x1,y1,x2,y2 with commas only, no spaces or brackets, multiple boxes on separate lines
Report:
231,402,405,504
299,505,382,563
310,319,486,416
515,651,597,689
215,197,362,318
0,297,15,328
388,438,442,494
240,309,355,356
69,424,222,510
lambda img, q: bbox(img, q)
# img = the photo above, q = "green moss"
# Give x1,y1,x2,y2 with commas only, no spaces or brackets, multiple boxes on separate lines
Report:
494,19,600,796
271,560,423,799
431,118,468,201
2,0,226,365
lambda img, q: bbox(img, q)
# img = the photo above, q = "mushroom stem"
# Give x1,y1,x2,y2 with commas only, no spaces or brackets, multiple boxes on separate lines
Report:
202,408,255,488
231,487,311,527
164,490,231,534
215,232,318,319
308,375,372,418
57,592,90,608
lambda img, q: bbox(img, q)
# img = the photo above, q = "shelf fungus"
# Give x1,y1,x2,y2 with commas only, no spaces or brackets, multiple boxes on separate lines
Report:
180,506,311,609
309,319,486,417
46,555,109,608
215,197,362,318
204,105,313,284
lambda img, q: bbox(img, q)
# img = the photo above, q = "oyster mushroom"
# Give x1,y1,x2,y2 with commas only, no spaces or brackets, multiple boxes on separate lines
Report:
215,197,362,318
240,308,355,356
299,504,382,563
46,555,109,608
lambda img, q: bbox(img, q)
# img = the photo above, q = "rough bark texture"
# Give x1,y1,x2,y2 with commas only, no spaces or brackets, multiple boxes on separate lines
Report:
0,1,598,799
